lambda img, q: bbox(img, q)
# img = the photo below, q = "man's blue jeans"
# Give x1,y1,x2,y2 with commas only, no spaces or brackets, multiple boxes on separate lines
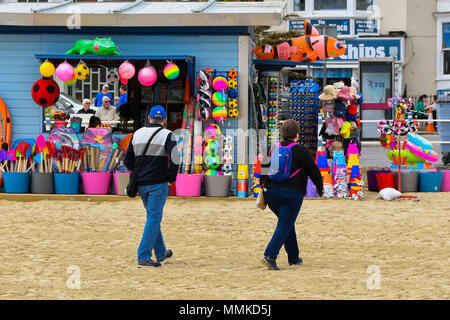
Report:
137,183,170,262
263,187,304,264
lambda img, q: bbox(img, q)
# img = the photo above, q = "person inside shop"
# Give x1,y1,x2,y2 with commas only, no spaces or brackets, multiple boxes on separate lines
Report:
94,84,113,108
124,105,179,268
117,84,132,132
260,119,324,271
77,99,95,114
283,83,290,93
114,96,120,109
88,116,101,128
95,96,120,122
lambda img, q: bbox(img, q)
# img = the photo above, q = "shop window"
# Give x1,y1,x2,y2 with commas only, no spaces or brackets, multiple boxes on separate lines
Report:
314,0,347,10
443,50,450,75
356,0,372,10
293,0,305,11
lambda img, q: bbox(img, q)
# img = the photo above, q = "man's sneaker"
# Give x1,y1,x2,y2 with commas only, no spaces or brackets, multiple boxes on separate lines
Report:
157,250,173,264
289,257,303,266
262,255,280,270
138,259,161,268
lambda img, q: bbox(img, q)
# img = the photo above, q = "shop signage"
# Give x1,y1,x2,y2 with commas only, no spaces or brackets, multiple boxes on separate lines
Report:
289,19,350,35
355,19,379,34
335,38,403,62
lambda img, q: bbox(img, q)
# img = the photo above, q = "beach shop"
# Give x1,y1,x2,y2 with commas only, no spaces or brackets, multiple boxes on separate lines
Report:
0,1,286,196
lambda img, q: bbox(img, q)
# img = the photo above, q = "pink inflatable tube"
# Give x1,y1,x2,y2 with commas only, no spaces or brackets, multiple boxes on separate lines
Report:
405,142,439,162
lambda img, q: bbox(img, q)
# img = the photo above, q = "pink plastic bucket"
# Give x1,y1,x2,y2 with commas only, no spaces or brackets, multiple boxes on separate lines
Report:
176,174,202,197
441,170,450,192
81,172,112,195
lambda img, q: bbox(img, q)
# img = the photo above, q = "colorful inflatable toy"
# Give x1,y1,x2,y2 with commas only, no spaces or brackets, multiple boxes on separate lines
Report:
405,133,439,162
163,62,179,80
212,92,227,107
31,78,60,107
65,38,120,56
212,77,228,91
74,63,90,80
40,61,55,78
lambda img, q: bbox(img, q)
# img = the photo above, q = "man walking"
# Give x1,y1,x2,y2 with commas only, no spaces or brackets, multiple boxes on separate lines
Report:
124,105,179,268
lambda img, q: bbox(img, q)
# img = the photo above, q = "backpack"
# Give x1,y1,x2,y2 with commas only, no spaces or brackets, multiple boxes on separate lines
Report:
269,142,301,182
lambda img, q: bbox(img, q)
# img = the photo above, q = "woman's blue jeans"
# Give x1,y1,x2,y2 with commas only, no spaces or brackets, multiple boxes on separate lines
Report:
137,183,170,262
263,187,304,264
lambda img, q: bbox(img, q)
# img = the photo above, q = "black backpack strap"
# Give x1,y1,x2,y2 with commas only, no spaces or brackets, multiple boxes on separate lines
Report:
133,127,164,174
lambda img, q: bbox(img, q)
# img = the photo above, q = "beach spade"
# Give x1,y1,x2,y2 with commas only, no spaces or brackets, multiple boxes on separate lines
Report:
36,134,46,173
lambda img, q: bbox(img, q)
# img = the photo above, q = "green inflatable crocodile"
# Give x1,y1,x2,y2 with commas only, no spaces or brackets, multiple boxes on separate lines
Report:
65,37,120,55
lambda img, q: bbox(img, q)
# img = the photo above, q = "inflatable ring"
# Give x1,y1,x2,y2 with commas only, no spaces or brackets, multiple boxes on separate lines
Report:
227,69,237,79
405,142,439,162
227,79,237,89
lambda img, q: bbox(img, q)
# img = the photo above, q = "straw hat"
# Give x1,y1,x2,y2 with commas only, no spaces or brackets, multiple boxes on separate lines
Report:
319,85,337,101
349,87,361,99
328,140,343,153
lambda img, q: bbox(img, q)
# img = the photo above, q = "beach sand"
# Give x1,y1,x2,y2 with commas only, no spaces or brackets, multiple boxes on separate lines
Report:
0,192,448,300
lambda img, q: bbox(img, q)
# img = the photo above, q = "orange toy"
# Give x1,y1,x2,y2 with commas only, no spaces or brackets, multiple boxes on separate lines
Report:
253,20,346,63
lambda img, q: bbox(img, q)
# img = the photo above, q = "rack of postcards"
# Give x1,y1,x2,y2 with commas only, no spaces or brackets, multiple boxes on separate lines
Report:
288,79,319,154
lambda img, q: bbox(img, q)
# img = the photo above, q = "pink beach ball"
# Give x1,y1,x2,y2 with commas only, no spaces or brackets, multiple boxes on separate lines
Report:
119,61,136,80
138,66,157,86
55,62,74,82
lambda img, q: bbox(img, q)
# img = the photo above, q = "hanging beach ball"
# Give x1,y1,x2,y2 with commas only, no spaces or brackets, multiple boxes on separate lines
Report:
31,78,60,107
227,78,238,89
212,77,228,91
55,62,74,82
212,106,227,121
74,63,90,80
228,99,238,109
205,155,220,170
228,108,239,119
204,124,221,140
205,138,220,155
107,70,120,85
119,61,136,80
212,91,227,107
163,62,180,80
64,75,77,86
40,61,55,78
138,66,157,86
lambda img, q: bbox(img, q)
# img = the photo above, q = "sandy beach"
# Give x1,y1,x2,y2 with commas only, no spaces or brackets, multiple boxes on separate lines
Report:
0,192,448,300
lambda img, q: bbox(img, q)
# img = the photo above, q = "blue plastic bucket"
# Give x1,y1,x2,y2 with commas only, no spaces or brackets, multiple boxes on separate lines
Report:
54,173,80,194
3,172,30,193
419,171,444,192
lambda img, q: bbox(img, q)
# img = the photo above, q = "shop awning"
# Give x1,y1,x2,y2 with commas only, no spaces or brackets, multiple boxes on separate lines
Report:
253,59,325,72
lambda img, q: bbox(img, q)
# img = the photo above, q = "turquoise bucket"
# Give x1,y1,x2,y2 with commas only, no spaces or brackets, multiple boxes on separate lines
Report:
54,173,80,194
419,171,444,192
3,172,30,193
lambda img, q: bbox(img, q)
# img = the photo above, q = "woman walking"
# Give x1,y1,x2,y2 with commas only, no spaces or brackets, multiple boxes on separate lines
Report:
261,119,324,270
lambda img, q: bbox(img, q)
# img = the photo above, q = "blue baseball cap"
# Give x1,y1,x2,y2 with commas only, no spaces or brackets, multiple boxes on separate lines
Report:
149,105,166,120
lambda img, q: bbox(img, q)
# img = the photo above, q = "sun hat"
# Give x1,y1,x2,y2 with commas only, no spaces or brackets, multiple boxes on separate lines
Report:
347,104,358,115
322,100,335,113
334,101,347,117
337,86,354,100
349,87,361,99
149,105,167,120
340,121,352,139
319,85,337,101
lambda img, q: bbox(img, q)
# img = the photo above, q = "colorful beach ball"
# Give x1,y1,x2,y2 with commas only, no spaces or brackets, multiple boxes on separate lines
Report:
31,78,60,107
205,155,220,170
205,138,220,155
205,169,219,176
163,62,179,80
204,124,221,140
212,91,227,107
212,106,227,121
40,61,55,78
138,66,157,86
64,75,77,86
119,61,135,80
74,63,90,80
212,77,228,91
55,62,74,82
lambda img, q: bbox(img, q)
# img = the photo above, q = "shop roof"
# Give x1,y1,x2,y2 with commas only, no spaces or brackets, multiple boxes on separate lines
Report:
0,1,286,27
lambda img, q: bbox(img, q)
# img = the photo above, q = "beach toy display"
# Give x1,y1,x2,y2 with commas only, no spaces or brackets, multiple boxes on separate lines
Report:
197,70,213,122
237,164,249,198
332,150,349,198
405,133,439,163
